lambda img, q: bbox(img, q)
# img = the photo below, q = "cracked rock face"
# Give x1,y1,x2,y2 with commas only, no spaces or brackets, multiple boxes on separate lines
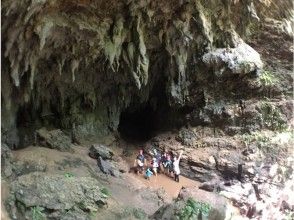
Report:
1,0,293,147
7,172,107,219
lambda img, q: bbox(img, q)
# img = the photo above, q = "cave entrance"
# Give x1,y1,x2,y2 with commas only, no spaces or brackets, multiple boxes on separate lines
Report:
118,104,159,142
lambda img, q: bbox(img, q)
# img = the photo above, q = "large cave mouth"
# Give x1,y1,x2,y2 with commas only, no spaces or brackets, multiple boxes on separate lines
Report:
118,104,159,142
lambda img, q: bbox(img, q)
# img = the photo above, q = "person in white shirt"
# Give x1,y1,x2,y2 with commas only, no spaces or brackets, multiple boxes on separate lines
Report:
152,157,159,176
173,150,183,182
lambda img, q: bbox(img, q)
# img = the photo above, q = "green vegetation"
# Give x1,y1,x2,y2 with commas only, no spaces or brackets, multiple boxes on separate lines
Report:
240,130,292,159
259,70,279,98
100,187,110,197
241,132,270,149
31,206,45,220
118,207,148,220
64,172,75,178
260,102,287,131
90,210,98,219
177,198,212,220
259,70,277,87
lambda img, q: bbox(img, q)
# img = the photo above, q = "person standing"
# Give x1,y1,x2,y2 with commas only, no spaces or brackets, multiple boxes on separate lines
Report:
173,150,183,182
162,153,172,176
134,149,146,174
151,157,159,176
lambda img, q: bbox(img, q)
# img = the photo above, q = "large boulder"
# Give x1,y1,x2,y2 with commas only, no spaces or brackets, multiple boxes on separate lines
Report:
89,144,114,160
97,156,120,177
152,186,236,220
202,43,263,76
7,172,108,219
36,128,74,152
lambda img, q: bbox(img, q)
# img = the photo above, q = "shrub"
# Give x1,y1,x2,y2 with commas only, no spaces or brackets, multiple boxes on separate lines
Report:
259,70,277,87
31,206,45,220
100,187,110,197
64,172,74,178
260,102,287,131
177,198,212,220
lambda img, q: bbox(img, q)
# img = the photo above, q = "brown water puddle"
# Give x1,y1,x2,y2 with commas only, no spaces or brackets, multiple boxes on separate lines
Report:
134,172,199,198
124,151,200,199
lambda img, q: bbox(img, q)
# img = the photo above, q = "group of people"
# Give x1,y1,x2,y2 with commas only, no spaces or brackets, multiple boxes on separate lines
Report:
133,148,183,182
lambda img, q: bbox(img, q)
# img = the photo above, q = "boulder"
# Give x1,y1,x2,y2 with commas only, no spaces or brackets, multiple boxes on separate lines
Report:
97,157,119,177
36,128,73,152
7,172,108,219
202,43,263,76
89,144,114,160
153,186,233,220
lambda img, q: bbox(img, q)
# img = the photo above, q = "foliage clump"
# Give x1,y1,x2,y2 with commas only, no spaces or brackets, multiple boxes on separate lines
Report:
100,187,110,197
177,198,212,220
31,206,45,220
240,130,292,159
64,172,75,178
118,207,148,220
260,102,287,131
259,70,277,87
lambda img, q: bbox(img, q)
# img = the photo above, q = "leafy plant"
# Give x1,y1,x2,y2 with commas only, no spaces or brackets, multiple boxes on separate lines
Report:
260,102,287,131
31,206,45,220
259,70,277,87
259,70,279,98
100,187,110,197
118,207,147,220
90,210,97,219
64,172,75,178
177,198,212,220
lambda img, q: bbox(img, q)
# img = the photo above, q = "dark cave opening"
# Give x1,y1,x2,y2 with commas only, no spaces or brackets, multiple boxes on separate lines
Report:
118,104,159,142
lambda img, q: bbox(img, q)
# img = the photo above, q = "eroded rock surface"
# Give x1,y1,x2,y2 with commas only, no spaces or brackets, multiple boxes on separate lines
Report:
89,144,114,160
36,128,74,152
7,172,108,220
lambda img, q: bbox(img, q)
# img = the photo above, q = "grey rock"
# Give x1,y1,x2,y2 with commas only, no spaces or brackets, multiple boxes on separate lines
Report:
13,161,47,177
36,128,74,152
2,128,19,149
199,181,219,192
60,208,91,220
1,143,13,178
89,144,113,160
97,156,119,177
8,172,107,219
176,128,198,146
153,186,228,220
202,43,263,76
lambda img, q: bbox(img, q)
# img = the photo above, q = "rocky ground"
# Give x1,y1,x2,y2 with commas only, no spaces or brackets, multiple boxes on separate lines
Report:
1,120,293,220
1,138,171,220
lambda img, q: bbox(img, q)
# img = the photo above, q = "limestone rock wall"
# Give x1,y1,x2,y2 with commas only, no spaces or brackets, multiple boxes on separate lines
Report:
1,0,293,147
